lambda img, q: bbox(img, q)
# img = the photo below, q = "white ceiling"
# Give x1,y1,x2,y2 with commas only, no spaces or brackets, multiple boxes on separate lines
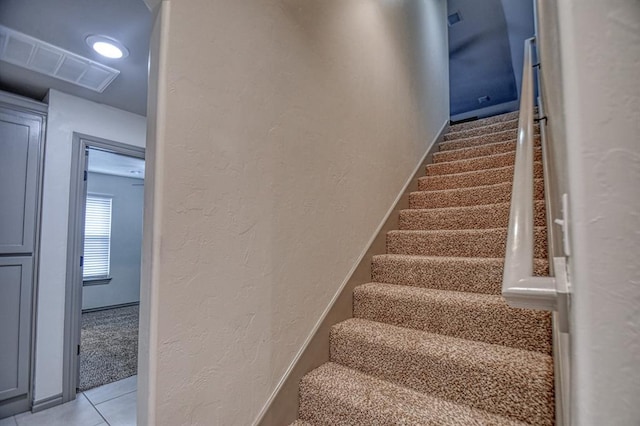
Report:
0,0,151,116
88,148,145,180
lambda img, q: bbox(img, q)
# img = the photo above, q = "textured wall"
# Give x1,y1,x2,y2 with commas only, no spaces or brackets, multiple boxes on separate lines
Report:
141,0,449,424
542,0,640,424
35,90,146,401
82,172,144,311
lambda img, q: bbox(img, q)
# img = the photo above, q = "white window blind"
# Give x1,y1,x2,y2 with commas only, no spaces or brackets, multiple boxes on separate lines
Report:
83,195,112,279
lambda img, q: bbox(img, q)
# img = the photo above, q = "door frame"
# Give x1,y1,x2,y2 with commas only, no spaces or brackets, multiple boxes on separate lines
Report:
62,133,145,402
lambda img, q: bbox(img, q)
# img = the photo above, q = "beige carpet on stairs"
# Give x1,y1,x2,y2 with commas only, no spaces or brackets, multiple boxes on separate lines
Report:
291,110,554,425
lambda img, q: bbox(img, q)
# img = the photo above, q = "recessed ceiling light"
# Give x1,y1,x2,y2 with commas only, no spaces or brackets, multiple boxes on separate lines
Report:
86,35,129,59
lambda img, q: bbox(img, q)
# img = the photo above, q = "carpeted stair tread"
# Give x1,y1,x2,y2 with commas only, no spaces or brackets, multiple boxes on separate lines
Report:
426,148,542,176
297,362,529,426
399,200,547,230
409,179,544,209
386,227,547,258
330,319,555,425
440,132,540,152
444,118,519,141
289,421,313,426
419,162,543,191
450,111,520,133
353,283,552,353
435,140,517,163
371,254,549,295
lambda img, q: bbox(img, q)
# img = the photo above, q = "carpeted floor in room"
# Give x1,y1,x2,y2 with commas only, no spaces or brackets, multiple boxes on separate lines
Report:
80,305,139,391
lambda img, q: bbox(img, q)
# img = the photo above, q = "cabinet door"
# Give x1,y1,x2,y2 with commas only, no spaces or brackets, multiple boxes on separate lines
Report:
0,256,32,402
0,108,42,254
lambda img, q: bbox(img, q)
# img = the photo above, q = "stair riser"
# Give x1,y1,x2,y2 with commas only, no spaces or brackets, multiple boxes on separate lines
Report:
371,256,549,295
419,162,543,191
450,111,520,133
399,200,546,230
444,123,540,144
353,285,552,353
441,129,518,150
433,138,542,163
409,179,544,209
440,133,540,152
330,325,555,425
444,119,518,141
434,141,517,163
387,228,548,258
426,149,542,177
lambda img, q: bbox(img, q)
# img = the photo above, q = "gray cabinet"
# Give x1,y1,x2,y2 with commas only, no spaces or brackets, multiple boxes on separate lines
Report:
0,257,32,401
0,109,42,254
0,94,45,418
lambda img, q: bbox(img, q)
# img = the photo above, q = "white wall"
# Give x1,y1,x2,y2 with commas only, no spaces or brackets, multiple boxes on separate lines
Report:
34,90,146,401
538,1,640,424
141,0,449,424
82,172,144,311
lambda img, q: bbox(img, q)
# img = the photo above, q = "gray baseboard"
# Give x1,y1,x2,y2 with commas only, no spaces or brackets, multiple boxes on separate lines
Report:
31,393,63,413
0,394,31,419
82,301,140,314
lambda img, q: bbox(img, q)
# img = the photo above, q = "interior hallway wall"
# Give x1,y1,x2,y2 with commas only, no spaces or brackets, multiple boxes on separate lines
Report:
141,0,450,424
537,0,640,424
82,172,144,311
34,90,146,402
500,0,535,102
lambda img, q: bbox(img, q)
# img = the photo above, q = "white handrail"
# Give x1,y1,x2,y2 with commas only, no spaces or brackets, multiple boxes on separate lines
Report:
502,37,567,313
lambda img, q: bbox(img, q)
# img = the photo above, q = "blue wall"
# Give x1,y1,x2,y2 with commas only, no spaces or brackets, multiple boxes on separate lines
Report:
448,0,534,119
82,172,144,310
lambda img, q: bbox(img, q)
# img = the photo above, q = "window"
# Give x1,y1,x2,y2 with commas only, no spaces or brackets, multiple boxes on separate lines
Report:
83,195,112,279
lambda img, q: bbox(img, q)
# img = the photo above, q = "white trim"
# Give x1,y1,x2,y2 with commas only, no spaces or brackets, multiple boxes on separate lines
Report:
251,119,449,426
553,313,571,426
0,90,48,113
138,3,171,424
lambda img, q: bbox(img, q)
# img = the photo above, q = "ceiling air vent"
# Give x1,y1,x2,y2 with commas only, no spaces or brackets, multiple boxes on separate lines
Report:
0,25,120,93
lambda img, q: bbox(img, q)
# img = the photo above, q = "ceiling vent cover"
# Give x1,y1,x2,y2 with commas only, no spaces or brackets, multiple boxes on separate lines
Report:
0,25,120,93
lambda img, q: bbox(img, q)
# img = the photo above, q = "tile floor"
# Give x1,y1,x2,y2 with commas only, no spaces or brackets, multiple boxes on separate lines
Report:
0,376,137,426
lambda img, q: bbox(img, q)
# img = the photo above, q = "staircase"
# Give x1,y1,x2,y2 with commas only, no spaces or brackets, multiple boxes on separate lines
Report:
290,111,555,426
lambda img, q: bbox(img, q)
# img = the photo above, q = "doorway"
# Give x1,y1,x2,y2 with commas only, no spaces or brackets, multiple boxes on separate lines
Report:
64,134,145,403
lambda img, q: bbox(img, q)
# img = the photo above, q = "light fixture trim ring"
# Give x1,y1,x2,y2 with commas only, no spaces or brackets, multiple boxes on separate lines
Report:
85,35,129,59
